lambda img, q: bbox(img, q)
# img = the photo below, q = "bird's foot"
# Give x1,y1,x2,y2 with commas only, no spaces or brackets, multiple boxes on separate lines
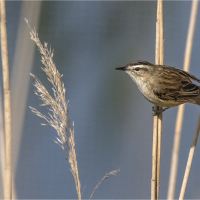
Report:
152,106,169,116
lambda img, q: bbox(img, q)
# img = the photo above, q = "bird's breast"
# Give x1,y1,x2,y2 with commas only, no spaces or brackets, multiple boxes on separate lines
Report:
136,81,157,102
136,80,177,107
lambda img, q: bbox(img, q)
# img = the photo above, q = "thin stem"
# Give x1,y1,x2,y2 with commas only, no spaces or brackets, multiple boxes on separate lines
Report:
11,4,42,199
89,169,120,200
183,0,199,71
157,113,162,199
167,104,185,199
0,0,12,199
152,116,158,200
179,114,200,200
167,1,199,199
156,1,164,198
152,1,163,199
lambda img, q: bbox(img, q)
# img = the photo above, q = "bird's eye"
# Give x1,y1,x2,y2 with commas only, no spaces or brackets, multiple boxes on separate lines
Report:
135,67,140,71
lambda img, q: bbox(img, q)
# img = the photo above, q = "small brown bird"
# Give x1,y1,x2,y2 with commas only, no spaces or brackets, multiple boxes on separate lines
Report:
116,61,200,114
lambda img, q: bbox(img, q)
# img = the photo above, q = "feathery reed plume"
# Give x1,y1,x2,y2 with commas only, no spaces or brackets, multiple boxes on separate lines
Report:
25,19,81,200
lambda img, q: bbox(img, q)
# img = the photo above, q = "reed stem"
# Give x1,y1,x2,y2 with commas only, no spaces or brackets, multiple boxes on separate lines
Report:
0,0,12,199
152,1,164,199
167,1,199,199
179,114,200,200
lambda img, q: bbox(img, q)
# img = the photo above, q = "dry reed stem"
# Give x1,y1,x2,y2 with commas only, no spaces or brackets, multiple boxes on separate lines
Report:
152,1,164,199
0,87,5,197
183,0,199,71
11,4,42,198
157,1,164,199
167,104,185,199
0,0,12,199
26,19,81,200
152,116,158,200
167,1,199,199
157,113,162,199
179,114,200,200
89,169,120,200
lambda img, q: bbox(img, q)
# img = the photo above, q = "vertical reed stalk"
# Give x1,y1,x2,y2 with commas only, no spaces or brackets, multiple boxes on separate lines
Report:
152,1,164,199
152,116,158,200
167,1,199,199
157,2,164,199
11,3,41,198
179,114,200,200
0,0,12,199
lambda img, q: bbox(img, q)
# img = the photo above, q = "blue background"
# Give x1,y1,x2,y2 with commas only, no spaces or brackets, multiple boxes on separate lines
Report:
0,1,200,199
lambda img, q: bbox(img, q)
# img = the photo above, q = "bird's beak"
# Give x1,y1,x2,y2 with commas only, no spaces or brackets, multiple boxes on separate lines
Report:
115,66,127,71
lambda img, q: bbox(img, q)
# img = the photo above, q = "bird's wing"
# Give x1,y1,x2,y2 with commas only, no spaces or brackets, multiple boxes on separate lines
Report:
177,69,200,83
152,66,200,101
153,80,200,101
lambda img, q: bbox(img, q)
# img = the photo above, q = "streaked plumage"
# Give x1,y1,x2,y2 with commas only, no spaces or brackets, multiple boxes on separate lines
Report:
116,61,200,110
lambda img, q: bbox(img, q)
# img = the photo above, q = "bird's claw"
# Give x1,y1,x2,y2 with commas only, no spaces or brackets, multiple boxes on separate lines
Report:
152,106,169,116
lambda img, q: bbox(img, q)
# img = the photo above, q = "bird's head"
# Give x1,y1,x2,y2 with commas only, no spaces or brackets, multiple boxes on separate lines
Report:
116,60,155,83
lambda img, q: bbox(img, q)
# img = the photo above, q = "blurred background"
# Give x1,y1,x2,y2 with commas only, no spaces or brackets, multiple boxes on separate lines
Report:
0,1,200,199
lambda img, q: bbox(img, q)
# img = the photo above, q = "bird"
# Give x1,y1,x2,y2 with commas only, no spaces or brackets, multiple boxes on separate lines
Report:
116,60,200,115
